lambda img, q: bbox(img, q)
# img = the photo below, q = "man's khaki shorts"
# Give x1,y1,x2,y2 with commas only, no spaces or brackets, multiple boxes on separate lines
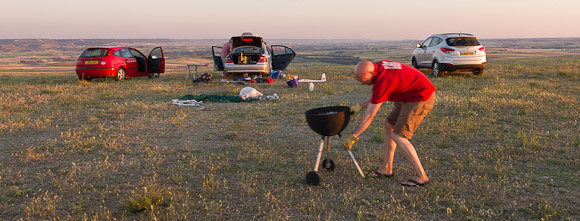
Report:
386,93,435,139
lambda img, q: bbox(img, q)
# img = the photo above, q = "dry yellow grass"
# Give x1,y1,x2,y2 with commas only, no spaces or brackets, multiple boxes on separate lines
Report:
1,39,579,219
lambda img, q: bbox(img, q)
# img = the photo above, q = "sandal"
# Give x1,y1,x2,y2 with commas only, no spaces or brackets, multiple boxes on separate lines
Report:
368,170,394,178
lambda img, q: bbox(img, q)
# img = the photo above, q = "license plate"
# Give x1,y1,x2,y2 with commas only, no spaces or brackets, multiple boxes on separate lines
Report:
84,60,98,65
460,52,474,56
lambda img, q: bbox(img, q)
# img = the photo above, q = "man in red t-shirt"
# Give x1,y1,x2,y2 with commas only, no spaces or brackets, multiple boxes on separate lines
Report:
342,60,436,187
221,41,231,62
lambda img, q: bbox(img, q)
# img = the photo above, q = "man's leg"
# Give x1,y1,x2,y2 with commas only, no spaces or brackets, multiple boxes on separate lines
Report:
391,94,434,185
392,134,429,184
370,103,400,177
377,120,396,175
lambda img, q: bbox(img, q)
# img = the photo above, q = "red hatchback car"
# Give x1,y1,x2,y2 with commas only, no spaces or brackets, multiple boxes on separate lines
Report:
75,47,165,80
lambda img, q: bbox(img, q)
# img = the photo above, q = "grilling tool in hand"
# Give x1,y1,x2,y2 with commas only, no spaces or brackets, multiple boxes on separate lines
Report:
304,106,365,186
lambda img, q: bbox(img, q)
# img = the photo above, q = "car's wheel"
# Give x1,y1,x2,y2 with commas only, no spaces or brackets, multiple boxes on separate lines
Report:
261,71,271,78
473,68,485,75
412,57,419,69
78,75,91,81
154,73,160,78
115,67,126,81
149,73,160,78
432,61,445,77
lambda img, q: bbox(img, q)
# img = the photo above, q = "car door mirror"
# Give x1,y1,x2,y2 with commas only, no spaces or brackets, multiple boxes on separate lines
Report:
416,44,422,48
151,56,157,59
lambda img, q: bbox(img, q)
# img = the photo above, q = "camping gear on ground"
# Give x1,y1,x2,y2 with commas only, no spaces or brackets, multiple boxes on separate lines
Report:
193,73,212,83
255,78,266,83
171,99,204,109
298,73,327,83
287,76,300,88
185,64,199,80
239,87,263,100
266,94,279,99
230,77,272,84
178,93,279,103
304,106,365,186
179,94,248,103
215,79,247,85
270,70,281,79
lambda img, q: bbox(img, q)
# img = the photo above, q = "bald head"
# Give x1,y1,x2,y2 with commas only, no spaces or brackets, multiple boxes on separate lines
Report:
354,61,375,85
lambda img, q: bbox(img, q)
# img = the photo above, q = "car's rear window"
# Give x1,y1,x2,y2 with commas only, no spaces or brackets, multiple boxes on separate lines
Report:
81,48,109,57
232,37,263,48
232,46,262,54
446,37,481,46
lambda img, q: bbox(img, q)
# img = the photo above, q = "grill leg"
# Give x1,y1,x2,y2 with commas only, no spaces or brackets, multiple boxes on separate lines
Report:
348,150,365,177
313,137,325,172
326,136,331,153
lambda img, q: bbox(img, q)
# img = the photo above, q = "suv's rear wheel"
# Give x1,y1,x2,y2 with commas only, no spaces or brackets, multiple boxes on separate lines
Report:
412,57,419,69
473,68,485,75
432,61,445,77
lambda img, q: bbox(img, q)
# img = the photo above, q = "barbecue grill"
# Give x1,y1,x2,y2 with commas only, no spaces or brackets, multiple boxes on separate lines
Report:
304,106,365,185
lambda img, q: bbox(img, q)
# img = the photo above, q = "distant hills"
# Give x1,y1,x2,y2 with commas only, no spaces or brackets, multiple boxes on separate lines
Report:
0,39,175,52
1,38,580,53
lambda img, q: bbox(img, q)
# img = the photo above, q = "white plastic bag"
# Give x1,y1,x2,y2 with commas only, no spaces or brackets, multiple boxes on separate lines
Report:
239,87,263,100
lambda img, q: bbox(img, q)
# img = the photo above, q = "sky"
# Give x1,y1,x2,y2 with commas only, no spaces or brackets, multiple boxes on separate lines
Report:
1,0,579,40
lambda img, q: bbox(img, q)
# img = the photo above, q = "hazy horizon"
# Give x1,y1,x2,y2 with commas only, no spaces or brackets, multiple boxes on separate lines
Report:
2,0,579,40
3,37,580,42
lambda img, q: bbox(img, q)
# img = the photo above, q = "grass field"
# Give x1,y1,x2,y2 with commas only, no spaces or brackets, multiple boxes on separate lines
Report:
1,41,579,219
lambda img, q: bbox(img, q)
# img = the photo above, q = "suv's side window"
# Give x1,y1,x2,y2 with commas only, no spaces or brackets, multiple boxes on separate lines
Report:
422,38,432,48
430,38,442,47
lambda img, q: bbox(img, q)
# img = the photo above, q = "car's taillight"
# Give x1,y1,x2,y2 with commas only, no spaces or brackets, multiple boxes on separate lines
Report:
482,62,486,65
226,56,233,64
258,56,267,63
479,47,485,52
440,48,455,53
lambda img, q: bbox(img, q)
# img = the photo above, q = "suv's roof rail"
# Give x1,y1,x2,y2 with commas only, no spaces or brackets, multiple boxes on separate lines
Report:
441,33,474,36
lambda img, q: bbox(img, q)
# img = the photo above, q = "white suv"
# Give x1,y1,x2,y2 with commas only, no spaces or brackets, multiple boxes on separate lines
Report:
411,33,486,76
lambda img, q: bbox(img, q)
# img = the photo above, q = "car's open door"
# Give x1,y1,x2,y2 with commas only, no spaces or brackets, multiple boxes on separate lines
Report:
271,45,295,70
212,46,224,71
147,47,165,73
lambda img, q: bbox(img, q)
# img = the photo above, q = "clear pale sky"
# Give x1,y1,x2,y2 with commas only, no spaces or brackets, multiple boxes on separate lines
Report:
1,0,579,40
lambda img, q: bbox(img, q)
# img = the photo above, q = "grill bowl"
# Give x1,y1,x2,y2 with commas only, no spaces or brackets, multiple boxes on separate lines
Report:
305,106,350,136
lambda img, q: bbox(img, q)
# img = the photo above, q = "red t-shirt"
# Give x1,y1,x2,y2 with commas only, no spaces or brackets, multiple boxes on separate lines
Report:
370,60,436,104
221,42,231,59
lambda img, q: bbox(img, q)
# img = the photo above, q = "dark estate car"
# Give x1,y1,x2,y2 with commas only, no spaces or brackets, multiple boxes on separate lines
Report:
75,47,165,80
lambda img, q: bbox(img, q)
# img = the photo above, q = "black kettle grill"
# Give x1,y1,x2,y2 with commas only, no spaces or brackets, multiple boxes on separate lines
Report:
304,106,365,186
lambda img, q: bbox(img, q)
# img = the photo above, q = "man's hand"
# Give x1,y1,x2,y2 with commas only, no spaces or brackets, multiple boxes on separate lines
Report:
342,134,359,150
350,104,362,116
